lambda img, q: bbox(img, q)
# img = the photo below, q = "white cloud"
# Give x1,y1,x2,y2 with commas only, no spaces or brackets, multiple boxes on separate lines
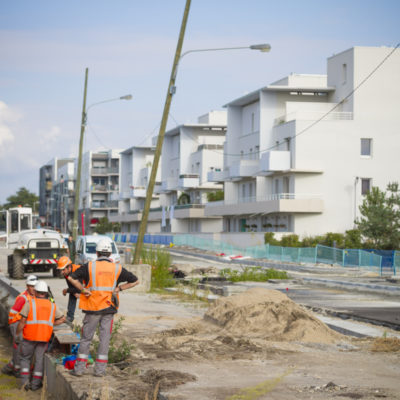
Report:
0,101,19,147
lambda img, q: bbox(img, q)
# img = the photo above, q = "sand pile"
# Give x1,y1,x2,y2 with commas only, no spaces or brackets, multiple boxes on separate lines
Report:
204,288,342,343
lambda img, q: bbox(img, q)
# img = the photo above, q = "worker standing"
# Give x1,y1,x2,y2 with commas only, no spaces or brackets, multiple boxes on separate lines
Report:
57,256,82,323
1,275,38,377
67,239,139,377
16,280,66,391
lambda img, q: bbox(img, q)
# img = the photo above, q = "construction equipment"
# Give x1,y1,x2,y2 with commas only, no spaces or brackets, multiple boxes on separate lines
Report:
0,207,69,279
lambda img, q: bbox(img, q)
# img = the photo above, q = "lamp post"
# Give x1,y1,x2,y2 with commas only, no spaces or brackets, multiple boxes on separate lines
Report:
72,67,132,242
132,4,271,262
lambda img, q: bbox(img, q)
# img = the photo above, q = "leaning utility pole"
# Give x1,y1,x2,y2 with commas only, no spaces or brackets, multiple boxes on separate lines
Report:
133,0,191,263
72,68,89,242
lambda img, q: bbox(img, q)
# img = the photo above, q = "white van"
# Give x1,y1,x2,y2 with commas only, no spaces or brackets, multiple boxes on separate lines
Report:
75,234,121,265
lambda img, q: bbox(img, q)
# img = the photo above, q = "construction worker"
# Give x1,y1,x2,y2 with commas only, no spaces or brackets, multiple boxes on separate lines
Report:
67,239,139,377
16,280,66,391
57,256,82,323
1,275,38,377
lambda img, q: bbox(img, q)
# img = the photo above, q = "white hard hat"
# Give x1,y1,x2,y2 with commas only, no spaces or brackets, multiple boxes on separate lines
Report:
34,280,48,293
26,275,38,286
96,239,112,253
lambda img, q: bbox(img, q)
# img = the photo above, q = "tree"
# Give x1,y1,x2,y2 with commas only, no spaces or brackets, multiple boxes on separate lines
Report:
4,187,39,210
94,217,113,234
355,183,400,249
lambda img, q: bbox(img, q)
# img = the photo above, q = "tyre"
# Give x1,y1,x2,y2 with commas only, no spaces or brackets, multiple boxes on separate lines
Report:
11,252,25,280
7,255,12,275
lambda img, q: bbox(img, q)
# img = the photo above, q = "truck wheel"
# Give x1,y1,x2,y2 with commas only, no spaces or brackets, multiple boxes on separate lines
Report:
7,255,13,275
11,253,25,280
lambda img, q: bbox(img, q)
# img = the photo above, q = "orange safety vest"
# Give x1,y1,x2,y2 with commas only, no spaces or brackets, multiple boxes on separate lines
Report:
8,291,31,325
79,260,122,312
23,297,56,342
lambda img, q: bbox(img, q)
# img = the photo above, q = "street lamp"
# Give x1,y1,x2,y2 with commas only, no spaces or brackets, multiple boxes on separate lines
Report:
133,36,271,262
72,67,132,241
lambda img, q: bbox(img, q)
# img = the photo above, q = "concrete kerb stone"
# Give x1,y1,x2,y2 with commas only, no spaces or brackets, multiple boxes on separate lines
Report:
123,263,151,292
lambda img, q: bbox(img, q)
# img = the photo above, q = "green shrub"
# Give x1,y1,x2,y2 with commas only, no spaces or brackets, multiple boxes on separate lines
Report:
280,234,300,248
264,232,280,245
344,229,362,249
207,190,224,202
220,267,288,282
91,316,133,363
141,246,175,290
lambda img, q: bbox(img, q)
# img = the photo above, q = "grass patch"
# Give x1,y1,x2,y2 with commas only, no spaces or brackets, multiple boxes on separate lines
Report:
220,266,288,282
141,245,175,290
370,337,400,352
226,370,290,399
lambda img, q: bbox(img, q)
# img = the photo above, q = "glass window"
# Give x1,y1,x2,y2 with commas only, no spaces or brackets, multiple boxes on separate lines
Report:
342,63,347,84
361,138,372,156
361,178,371,195
11,212,18,233
20,214,31,231
86,242,97,254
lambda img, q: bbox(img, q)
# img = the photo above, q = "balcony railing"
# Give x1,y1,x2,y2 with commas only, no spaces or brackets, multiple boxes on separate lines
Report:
178,174,199,189
259,151,290,173
91,184,107,192
227,159,259,180
91,201,119,209
274,111,353,126
161,178,178,192
207,193,322,206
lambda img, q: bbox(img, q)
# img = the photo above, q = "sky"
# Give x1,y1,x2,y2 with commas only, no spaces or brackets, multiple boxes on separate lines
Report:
0,0,399,203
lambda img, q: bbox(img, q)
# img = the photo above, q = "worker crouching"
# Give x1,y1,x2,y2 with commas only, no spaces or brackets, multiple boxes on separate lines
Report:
16,280,66,391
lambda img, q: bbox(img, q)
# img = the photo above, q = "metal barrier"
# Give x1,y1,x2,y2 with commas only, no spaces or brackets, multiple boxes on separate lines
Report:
111,233,385,274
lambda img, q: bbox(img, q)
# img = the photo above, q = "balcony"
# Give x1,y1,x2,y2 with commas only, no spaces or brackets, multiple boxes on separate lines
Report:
108,184,119,192
91,200,119,209
178,174,199,189
207,169,226,183
132,186,146,198
259,151,291,175
274,110,353,126
108,167,119,175
226,159,259,181
161,178,178,192
91,167,108,175
205,193,324,216
91,185,107,192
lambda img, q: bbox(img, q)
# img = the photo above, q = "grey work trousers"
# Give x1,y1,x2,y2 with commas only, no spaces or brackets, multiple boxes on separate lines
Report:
10,322,21,371
74,313,114,376
19,339,48,389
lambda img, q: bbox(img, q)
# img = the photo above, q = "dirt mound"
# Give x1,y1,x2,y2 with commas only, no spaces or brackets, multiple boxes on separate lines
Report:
204,288,342,343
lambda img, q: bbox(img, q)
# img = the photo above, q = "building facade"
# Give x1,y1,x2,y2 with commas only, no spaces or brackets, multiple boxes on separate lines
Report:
78,150,121,233
110,145,161,232
206,46,400,238
155,110,227,233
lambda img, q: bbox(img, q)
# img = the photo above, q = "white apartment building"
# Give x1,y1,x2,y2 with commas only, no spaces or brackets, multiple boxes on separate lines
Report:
39,157,74,227
206,46,400,237
51,161,75,232
110,146,161,232
78,149,121,233
152,110,227,233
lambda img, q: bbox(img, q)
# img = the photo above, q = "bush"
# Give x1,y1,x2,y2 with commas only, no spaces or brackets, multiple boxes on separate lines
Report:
141,246,175,290
280,234,300,248
220,267,288,282
207,190,224,202
91,316,133,363
264,233,280,245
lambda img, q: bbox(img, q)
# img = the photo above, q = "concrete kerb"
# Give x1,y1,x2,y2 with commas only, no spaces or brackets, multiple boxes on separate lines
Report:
123,263,151,292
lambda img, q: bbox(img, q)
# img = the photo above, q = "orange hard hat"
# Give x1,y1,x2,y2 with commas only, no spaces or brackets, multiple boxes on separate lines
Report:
57,256,72,270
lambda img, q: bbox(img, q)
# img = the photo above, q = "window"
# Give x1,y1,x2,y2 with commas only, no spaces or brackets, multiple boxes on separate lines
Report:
361,138,372,156
361,178,371,195
342,63,347,84
251,112,255,132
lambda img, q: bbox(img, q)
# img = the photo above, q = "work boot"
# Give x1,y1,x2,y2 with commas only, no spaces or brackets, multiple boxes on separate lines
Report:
1,363,14,376
13,369,21,378
30,382,43,391
70,369,83,377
